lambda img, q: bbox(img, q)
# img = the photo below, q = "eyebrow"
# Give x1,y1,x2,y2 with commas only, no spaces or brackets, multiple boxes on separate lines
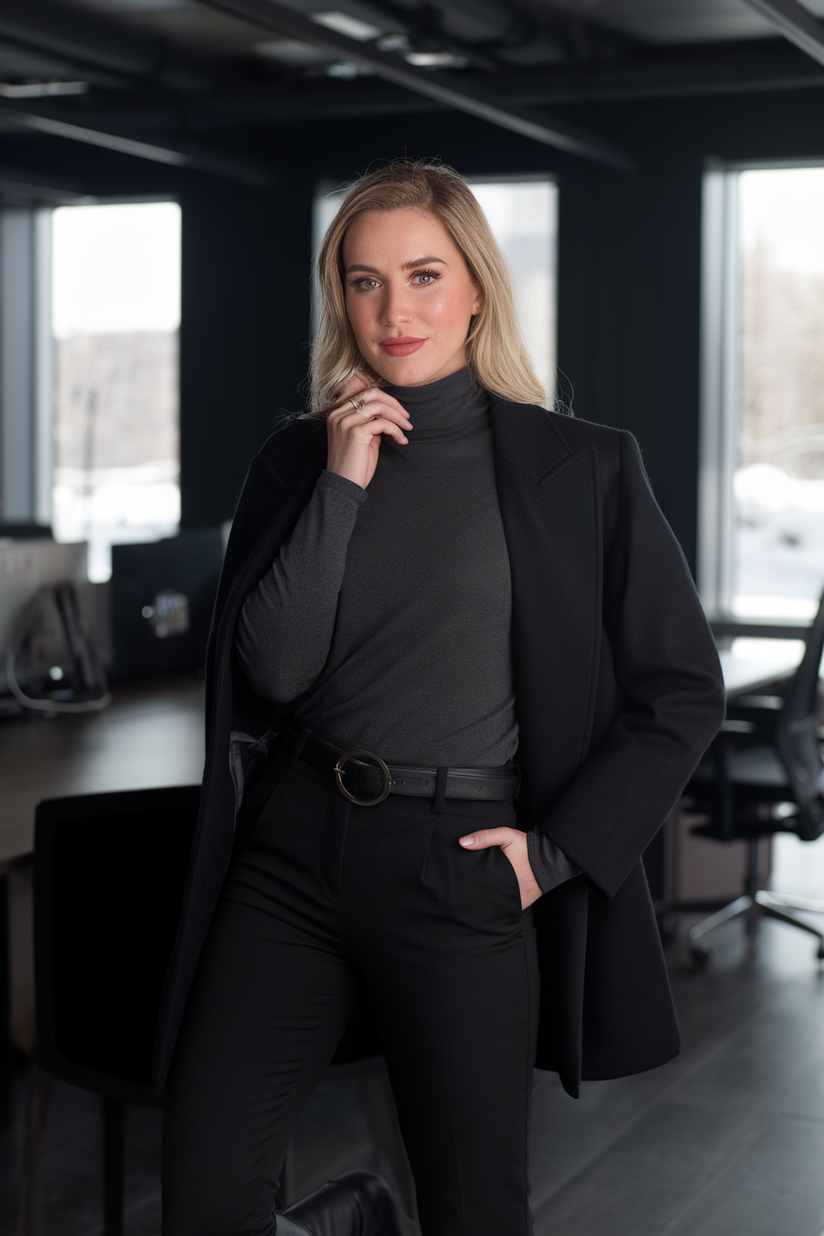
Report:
344,256,447,274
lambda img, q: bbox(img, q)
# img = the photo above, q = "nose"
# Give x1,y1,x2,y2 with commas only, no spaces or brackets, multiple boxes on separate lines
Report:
379,284,412,326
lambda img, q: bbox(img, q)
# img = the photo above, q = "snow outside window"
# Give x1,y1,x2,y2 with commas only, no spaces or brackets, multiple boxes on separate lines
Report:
51,201,181,582
700,166,824,623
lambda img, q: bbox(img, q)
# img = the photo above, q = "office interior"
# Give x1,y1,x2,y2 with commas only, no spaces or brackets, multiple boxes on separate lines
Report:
2,0,824,1232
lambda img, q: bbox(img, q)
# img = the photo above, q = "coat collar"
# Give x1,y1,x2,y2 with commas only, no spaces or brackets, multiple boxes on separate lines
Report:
488,394,575,485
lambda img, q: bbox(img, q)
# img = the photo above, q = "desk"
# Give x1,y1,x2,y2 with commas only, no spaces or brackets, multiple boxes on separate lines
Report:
719,643,804,697
0,676,205,1054
0,676,205,875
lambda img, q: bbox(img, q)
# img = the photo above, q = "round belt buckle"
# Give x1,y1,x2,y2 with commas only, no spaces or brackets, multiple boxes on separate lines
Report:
334,749,392,806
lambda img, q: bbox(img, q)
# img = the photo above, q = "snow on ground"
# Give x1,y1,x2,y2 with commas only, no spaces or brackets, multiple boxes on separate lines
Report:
733,463,824,617
52,462,180,581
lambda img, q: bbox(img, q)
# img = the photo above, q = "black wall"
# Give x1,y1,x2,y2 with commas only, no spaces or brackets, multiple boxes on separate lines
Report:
2,83,824,563
178,178,314,527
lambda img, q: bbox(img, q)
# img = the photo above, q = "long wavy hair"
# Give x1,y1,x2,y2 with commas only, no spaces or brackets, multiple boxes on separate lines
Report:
308,159,547,415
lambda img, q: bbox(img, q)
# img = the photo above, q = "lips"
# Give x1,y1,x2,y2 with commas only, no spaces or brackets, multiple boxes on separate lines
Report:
379,336,426,357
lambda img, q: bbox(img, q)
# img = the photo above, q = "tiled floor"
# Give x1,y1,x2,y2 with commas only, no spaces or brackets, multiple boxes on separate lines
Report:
3,906,824,1236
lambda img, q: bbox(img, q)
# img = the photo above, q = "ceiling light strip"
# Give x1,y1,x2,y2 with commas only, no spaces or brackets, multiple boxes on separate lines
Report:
196,0,631,170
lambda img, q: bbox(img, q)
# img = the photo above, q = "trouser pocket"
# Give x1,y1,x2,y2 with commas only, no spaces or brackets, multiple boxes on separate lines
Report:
420,800,525,941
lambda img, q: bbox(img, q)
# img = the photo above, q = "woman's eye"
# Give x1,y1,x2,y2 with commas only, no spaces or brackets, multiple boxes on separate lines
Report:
412,271,439,286
352,278,379,291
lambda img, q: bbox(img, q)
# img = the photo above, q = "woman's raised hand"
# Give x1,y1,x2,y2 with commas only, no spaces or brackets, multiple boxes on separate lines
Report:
325,370,412,491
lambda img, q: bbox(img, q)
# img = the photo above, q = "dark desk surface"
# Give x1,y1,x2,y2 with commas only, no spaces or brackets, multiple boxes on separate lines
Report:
0,676,205,873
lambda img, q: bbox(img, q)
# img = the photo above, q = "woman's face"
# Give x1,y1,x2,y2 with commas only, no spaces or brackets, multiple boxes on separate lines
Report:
342,207,483,387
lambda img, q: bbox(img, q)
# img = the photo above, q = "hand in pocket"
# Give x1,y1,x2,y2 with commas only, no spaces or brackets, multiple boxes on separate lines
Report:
458,827,542,910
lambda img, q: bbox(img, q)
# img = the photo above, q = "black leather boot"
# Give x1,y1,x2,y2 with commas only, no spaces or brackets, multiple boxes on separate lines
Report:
276,1170,404,1236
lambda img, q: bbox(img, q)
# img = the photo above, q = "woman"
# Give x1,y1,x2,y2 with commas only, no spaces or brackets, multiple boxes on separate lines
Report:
158,159,725,1236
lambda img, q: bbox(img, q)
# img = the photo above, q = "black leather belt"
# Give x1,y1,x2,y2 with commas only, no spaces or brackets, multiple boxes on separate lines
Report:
280,723,520,808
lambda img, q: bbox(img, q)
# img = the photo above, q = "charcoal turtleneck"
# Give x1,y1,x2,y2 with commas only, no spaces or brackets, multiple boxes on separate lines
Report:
235,366,579,894
238,365,517,767
381,365,490,439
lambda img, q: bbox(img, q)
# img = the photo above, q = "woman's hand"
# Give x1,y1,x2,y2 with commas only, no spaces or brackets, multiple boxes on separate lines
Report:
458,827,543,910
325,370,413,490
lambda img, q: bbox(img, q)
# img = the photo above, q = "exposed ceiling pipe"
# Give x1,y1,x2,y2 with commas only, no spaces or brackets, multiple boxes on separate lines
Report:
172,41,824,128
0,103,276,185
741,0,824,68
0,0,217,93
195,0,632,169
437,0,521,42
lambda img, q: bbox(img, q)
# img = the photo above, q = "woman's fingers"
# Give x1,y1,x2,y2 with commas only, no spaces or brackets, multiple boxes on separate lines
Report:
329,387,411,427
459,827,518,849
346,414,409,446
326,393,411,488
330,402,410,441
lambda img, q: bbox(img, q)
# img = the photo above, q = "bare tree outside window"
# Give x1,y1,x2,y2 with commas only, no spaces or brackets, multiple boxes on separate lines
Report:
734,168,824,620
51,201,181,581
469,180,557,407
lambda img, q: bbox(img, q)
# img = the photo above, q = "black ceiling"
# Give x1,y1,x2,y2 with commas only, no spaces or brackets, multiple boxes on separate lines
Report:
0,0,823,190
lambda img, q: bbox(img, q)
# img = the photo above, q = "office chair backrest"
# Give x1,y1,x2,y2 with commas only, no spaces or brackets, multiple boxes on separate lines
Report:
34,785,200,1104
776,583,824,841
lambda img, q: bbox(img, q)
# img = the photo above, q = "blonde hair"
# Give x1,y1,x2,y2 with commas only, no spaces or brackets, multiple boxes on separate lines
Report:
308,159,546,415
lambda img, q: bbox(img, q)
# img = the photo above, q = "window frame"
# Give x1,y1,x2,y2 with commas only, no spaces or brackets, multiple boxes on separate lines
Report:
698,157,824,640
48,194,182,580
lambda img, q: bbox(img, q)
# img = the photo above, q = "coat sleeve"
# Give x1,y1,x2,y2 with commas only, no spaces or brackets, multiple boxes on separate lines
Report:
537,430,726,898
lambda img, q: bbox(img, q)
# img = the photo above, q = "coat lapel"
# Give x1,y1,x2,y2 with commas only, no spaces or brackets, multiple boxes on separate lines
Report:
490,397,603,822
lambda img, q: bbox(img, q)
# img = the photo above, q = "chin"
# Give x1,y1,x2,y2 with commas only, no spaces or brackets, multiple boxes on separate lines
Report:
375,354,451,388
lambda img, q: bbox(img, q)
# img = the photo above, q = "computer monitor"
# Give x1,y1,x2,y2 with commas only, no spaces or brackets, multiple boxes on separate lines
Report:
109,529,223,681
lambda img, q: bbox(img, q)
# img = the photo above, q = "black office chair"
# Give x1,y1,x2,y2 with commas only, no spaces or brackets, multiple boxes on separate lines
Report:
22,785,414,1236
21,785,200,1236
684,586,824,963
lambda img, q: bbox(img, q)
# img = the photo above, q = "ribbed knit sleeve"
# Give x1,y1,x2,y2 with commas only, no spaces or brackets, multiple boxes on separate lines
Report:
235,469,367,704
526,829,581,895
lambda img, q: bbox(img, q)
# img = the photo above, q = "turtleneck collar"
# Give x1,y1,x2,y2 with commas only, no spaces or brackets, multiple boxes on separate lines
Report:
382,366,488,441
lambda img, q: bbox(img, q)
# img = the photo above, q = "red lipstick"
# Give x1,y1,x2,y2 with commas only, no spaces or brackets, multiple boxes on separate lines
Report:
379,336,426,357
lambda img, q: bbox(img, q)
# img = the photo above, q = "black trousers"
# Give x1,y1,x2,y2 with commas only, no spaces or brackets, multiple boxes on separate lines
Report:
161,747,540,1236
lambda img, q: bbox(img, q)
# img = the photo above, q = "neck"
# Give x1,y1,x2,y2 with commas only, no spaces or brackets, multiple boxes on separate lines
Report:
382,367,488,440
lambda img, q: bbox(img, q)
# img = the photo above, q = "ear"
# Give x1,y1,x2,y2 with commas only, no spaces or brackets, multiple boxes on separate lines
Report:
472,280,484,315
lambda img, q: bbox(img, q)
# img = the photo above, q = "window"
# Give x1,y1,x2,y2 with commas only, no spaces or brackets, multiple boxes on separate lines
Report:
700,165,824,623
51,201,181,581
313,176,558,405
465,179,557,405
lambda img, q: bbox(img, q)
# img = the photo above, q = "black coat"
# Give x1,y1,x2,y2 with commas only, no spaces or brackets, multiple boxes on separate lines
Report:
154,397,726,1099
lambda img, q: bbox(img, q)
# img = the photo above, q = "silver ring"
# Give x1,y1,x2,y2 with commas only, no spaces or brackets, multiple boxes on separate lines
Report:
348,397,366,412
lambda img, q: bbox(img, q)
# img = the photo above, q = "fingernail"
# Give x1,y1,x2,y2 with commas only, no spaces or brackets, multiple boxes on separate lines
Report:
459,836,475,846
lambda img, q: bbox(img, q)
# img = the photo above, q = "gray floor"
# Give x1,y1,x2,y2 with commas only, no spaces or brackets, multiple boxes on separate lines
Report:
3,909,824,1236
